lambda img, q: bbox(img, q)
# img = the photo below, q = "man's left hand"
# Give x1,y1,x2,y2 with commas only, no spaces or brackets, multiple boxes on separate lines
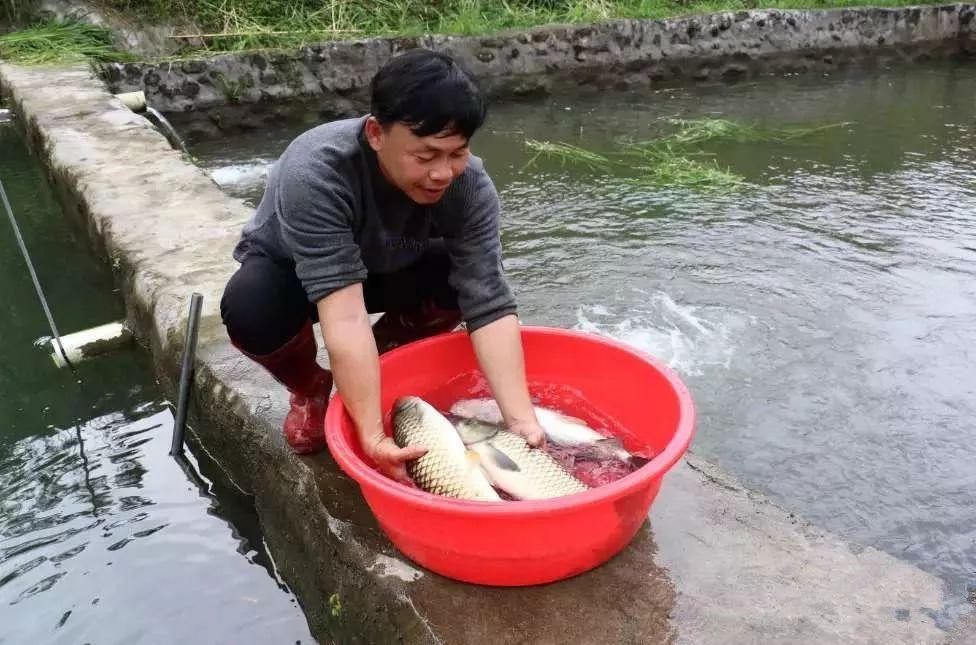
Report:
507,419,546,448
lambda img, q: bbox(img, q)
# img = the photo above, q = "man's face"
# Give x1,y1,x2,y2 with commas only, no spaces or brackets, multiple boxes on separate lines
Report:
364,117,471,205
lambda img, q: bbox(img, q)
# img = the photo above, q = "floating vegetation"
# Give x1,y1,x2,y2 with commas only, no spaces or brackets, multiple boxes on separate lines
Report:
632,155,744,190
522,140,611,172
660,117,850,146
521,118,847,191
0,21,133,65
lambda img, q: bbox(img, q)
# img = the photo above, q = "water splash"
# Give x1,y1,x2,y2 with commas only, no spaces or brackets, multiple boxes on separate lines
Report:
207,161,274,198
575,290,750,377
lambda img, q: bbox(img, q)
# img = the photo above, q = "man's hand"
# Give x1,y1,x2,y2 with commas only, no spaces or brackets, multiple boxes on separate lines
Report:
470,314,547,448
507,419,546,448
364,434,427,485
319,284,427,484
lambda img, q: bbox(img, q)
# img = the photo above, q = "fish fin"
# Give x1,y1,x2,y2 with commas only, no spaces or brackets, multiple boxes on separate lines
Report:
453,418,501,445
484,444,520,472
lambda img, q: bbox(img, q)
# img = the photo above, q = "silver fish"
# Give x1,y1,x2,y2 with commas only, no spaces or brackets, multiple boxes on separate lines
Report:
450,398,643,465
452,417,589,500
392,396,500,501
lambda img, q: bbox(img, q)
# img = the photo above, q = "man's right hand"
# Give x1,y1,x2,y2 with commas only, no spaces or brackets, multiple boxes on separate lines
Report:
317,284,428,485
364,434,427,485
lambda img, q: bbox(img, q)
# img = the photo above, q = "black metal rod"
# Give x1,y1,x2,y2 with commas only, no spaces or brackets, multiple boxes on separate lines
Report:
171,292,203,456
0,177,74,369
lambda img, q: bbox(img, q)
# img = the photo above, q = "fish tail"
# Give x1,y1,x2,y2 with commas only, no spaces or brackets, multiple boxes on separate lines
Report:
628,455,651,468
574,438,649,467
598,437,651,465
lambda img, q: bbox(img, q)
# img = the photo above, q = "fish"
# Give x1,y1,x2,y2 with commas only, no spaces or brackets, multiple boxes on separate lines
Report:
449,398,645,466
392,396,501,501
451,417,589,500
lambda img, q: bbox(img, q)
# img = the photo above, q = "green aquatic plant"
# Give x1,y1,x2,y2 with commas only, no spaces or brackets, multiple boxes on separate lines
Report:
520,117,843,191
522,139,612,172
632,155,744,190
0,21,133,65
661,117,850,145
522,136,744,191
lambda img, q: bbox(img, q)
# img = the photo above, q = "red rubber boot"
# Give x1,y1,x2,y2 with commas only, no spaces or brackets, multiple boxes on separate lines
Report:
233,321,333,454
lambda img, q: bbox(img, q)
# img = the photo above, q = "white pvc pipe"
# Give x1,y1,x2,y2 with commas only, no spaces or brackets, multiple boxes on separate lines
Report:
114,90,147,113
50,321,133,368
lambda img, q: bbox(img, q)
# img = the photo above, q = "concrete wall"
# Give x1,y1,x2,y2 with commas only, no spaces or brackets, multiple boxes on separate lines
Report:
99,5,976,138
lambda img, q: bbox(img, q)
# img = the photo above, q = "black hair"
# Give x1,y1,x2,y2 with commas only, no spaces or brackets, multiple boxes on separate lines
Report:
370,48,487,139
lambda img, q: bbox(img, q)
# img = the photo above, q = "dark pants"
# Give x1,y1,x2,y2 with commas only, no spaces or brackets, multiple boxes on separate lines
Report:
220,242,461,356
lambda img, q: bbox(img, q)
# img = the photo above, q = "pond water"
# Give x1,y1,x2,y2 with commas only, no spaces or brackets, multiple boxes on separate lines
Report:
0,119,314,642
190,60,976,618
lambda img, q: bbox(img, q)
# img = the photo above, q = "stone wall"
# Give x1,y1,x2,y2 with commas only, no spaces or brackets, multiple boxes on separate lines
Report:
99,5,976,138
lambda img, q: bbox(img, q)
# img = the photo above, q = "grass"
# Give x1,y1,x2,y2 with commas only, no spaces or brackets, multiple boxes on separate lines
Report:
523,140,612,172
5,0,943,56
0,21,132,64
521,117,844,190
1,0,954,58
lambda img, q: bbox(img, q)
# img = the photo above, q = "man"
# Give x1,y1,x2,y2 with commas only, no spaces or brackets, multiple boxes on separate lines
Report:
220,48,545,483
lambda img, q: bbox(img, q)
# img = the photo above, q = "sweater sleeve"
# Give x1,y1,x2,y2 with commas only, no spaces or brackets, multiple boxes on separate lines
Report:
275,153,368,304
443,166,518,332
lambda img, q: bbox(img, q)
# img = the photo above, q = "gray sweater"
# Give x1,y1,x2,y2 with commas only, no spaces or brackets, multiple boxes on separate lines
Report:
233,116,517,332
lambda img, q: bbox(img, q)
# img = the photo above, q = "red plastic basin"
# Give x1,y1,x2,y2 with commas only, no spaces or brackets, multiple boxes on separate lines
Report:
324,326,695,586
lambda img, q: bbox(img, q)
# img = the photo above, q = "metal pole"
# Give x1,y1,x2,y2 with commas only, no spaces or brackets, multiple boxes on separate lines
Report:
0,178,74,369
171,292,203,456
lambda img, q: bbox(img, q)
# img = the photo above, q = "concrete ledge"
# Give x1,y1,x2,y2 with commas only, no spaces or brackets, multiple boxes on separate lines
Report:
1,58,969,644
97,5,976,138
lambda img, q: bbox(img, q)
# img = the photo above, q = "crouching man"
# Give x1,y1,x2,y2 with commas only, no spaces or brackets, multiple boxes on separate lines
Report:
220,49,544,482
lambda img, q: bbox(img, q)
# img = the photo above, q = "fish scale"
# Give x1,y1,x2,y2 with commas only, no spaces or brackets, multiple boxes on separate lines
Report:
451,398,641,464
466,428,590,499
392,397,500,501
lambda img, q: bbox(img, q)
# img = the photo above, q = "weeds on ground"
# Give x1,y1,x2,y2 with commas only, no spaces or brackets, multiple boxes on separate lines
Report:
0,21,132,64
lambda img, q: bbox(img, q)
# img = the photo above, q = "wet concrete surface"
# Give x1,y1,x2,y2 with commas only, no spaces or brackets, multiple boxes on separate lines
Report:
1,59,972,644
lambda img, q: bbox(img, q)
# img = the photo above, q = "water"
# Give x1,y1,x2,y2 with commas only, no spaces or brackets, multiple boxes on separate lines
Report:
188,61,976,613
0,120,314,641
145,107,189,155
